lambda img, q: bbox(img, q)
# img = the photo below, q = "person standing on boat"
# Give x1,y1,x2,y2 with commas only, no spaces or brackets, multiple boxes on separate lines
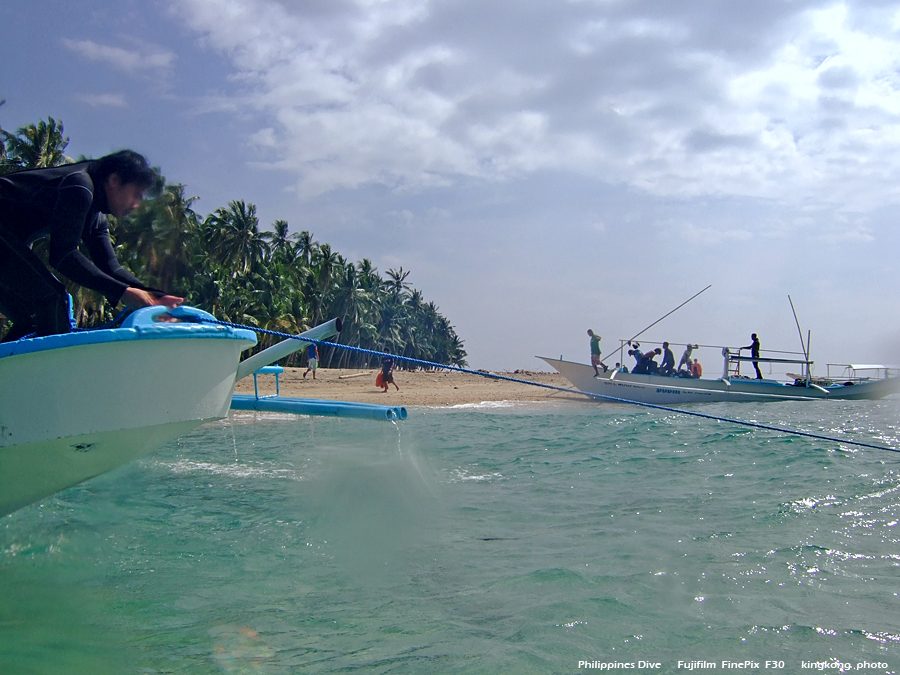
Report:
660,341,676,376
302,343,318,379
678,343,698,371
742,333,763,379
380,349,399,392
0,150,182,341
587,329,608,377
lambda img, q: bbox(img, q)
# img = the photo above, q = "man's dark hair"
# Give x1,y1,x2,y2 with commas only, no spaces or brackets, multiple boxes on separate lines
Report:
91,150,157,189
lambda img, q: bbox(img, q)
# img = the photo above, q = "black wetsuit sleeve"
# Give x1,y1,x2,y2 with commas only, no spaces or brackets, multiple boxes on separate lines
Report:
51,241,130,304
83,216,169,297
83,215,144,286
45,174,132,304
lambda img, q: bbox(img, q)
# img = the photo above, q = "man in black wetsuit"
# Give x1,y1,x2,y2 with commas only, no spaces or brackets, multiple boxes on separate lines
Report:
742,333,763,379
0,150,182,341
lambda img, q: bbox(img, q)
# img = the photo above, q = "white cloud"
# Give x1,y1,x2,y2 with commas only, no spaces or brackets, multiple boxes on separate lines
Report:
73,92,128,108
62,38,177,75
249,127,277,148
169,0,900,211
8,0,900,371
655,217,754,246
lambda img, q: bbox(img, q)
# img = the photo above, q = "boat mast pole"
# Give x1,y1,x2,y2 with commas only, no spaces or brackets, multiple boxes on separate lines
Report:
807,330,811,381
625,285,712,346
788,295,811,383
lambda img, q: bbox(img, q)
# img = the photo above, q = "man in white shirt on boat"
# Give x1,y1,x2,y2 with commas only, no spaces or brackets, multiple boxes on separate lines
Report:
678,343,698,371
628,343,643,372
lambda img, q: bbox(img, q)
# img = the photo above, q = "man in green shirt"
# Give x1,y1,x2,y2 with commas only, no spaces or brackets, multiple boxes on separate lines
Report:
587,329,608,377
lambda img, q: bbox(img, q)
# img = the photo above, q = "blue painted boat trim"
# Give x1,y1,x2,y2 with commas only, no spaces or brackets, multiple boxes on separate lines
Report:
230,394,407,421
0,306,257,360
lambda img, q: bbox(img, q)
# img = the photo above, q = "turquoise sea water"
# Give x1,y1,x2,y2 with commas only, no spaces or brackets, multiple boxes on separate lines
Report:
2,398,899,674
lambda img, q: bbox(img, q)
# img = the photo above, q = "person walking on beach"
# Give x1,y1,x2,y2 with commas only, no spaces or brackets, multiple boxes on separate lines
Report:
0,150,182,341
742,333,763,379
380,349,399,392
587,329,607,377
302,343,318,379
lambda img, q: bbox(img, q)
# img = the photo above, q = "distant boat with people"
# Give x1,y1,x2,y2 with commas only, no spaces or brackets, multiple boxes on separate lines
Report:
540,341,900,405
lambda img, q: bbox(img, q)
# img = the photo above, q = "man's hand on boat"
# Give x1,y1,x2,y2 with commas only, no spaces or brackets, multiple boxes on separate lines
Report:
121,287,184,310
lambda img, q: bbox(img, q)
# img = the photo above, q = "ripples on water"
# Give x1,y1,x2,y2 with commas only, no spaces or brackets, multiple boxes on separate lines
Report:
1,400,899,673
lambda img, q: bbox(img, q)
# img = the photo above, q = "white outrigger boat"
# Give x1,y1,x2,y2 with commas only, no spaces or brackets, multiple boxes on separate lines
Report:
540,345,900,405
0,305,340,517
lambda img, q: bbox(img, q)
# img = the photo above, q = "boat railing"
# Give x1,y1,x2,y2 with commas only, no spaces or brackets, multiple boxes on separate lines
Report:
727,355,813,365
612,339,809,381
723,349,812,381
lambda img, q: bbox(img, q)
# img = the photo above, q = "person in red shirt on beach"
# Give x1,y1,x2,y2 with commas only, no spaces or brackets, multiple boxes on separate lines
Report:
380,350,399,392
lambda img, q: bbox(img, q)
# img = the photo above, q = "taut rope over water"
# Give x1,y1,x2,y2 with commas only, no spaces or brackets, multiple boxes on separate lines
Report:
194,317,899,455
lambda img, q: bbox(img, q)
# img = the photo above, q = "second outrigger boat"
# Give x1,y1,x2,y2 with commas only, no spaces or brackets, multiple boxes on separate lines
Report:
540,345,900,405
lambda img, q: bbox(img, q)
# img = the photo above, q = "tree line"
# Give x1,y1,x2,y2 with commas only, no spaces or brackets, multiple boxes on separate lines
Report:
0,116,468,369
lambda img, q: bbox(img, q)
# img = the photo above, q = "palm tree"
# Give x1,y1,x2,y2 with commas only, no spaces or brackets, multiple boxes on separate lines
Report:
325,262,378,368
153,184,202,292
202,200,270,275
115,183,201,294
0,118,71,172
0,114,470,366
309,243,339,326
267,220,293,260
385,267,411,301
356,258,381,291
295,230,316,267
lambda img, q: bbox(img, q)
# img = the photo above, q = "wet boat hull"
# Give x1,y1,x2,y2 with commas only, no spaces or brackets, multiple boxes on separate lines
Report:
0,307,257,516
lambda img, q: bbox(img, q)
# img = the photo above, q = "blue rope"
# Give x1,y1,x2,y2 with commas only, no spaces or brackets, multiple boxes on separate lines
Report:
199,317,899,454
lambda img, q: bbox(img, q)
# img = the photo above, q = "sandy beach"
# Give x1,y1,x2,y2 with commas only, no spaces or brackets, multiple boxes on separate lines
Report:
233,367,584,407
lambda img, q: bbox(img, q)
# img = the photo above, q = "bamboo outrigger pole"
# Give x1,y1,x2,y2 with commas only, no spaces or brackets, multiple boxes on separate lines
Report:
235,317,343,381
788,295,812,384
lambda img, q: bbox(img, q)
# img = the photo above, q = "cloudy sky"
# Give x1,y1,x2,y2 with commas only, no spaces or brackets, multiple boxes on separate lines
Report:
2,0,899,371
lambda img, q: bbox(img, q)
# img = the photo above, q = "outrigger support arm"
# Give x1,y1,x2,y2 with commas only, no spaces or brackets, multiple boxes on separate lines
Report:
235,317,343,381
